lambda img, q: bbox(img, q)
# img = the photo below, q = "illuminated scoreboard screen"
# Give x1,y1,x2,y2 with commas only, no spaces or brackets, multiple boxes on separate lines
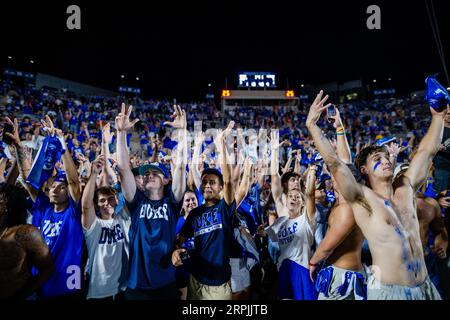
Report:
238,72,276,88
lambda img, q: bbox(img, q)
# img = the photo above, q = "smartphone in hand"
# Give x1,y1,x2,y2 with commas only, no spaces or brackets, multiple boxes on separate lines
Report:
327,104,337,118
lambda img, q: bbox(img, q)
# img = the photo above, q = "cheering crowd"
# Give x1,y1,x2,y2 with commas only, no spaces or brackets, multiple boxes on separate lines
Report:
0,80,449,301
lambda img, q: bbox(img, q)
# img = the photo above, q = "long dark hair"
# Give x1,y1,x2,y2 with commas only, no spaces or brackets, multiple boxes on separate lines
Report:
180,189,198,217
0,183,28,227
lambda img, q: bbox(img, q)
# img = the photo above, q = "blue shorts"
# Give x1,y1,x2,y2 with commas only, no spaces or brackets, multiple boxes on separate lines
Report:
278,259,317,300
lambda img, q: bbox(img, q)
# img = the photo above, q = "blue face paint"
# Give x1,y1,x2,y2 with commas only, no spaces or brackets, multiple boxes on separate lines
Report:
373,160,382,172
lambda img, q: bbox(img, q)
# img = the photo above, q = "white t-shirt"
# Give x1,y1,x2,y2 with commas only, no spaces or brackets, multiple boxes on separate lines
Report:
266,208,316,270
83,210,131,299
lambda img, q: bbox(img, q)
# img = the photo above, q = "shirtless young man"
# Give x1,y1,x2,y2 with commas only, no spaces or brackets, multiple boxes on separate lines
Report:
394,164,448,295
310,172,367,300
0,183,54,299
309,107,367,300
307,90,444,300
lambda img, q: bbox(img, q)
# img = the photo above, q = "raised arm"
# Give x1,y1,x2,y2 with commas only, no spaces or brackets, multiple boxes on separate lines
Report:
404,107,448,191
283,153,295,174
216,121,235,206
164,105,187,202
191,131,204,190
81,155,104,229
329,107,352,164
0,158,7,184
306,91,364,204
309,203,356,280
41,116,81,203
99,123,118,186
428,197,449,259
304,165,317,222
149,136,161,163
270,130,283,203
235,157,253,208
115,103,139,202
4,117,38,202
5,159,19,186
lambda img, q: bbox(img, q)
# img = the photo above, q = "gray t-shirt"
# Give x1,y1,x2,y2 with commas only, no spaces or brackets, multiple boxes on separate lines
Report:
83,210,130,299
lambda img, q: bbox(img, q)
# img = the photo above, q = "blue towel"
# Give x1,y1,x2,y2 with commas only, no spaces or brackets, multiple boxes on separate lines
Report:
27,135,65,189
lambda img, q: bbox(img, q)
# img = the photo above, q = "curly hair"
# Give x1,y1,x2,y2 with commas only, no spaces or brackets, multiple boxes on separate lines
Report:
0,182,28,228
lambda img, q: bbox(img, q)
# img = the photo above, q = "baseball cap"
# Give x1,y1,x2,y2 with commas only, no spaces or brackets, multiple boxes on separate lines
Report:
139,162,169,179
53,170,68,184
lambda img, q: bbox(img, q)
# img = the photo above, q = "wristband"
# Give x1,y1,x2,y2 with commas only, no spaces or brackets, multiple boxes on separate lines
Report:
336,132,345,136
336,126,344,133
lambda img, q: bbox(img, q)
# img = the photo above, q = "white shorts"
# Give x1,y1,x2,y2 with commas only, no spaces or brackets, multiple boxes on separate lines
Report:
230,258,251,293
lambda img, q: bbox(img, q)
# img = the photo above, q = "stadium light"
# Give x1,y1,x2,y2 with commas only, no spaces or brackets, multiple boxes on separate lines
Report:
388,78,392,81
121,75,125,79
7,56,12,60
373,79,377,83
447,87,450,91
221,89,231,97
208,83,212,87
301,84,305,88
30,60,34,64
136,77,140,81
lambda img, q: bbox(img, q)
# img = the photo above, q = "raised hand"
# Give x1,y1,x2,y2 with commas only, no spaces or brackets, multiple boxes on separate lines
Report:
41,115,56,136
243,156,253,175
429,105,449,118
216,121,235,144
328,106,344,129
102,122,114,144
194,131,205,148
164,105,187,129
386,142,401,158
150,136,162,150
306,90,331,127
115,103,139,132
270,130,281,150
3,117,21,147
92,155,106,175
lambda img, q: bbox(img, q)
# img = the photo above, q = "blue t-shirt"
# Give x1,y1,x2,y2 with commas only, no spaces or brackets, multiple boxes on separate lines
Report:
180,199,237,286
31,192,83,298
125,189,181,290
237,183,262,236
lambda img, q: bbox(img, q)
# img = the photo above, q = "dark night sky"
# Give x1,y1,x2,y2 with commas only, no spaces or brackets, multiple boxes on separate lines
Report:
1,0,449,100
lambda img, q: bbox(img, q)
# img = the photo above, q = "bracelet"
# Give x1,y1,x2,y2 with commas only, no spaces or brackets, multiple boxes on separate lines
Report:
336,126,344,133
336,132,345,136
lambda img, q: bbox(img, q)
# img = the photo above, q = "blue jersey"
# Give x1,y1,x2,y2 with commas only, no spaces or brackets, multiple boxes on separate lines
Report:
125,189,181,290
180,199,236,286
31,192,83,298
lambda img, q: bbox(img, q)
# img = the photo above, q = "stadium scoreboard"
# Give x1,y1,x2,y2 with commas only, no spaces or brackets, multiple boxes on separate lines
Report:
238,72,276,88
